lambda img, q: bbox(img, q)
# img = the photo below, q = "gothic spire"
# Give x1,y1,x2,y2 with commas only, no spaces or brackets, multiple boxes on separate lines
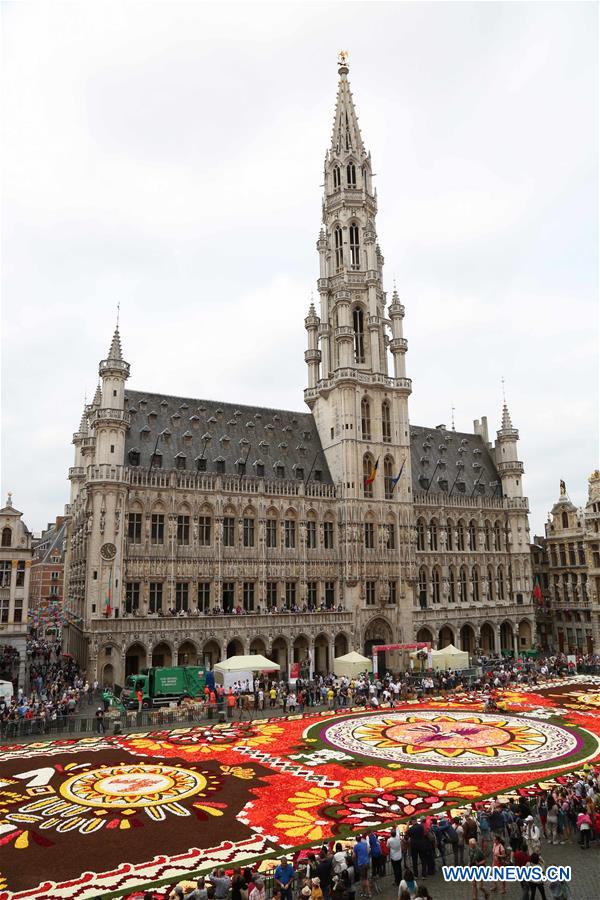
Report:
501,402,513,431
107,326,123,362
330,52,365,157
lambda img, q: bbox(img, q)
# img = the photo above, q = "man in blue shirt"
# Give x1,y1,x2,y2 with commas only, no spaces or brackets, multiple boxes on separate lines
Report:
353,835,371,898
274,856,295,900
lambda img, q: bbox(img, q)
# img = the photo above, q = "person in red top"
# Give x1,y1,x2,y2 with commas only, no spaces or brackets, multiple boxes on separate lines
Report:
136,688,143,712
509,837,529,900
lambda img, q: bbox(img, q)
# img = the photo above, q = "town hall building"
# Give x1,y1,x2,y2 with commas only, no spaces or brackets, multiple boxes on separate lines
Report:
63,56,534,686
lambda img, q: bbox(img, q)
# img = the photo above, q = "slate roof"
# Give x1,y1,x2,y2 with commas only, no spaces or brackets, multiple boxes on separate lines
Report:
123,390,333,484
123,391,500,498
410,425,501,500
33,521,67,564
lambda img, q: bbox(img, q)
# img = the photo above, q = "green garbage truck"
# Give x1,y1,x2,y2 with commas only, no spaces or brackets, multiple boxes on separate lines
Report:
121,666,206,709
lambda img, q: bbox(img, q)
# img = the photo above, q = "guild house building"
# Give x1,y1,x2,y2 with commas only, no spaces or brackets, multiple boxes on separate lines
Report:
63,56,533,686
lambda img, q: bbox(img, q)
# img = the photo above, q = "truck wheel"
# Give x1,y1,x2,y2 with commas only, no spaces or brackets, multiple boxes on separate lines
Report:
142,700,151,710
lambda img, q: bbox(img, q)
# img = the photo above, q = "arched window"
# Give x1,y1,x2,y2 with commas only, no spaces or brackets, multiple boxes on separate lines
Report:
446,519,454,551
334,226,343,272
384,456,394,500
494,521,502,551
418,567,428,609
333,166,341,190
363,454,374,499
459,566,468,602
1,527,11,548
487,567,495,601
361,397,371,440
416,519,426,552
471,567,480,603
429,520,438,552
468,520,477,551
346,162,357,187
382,401,391,443
353,307,365,363
448,567,456,603
432,568,441,604
457,520,465,552
349,223,360,269
562,511,569,529
498,566,505,601
484,521,492,551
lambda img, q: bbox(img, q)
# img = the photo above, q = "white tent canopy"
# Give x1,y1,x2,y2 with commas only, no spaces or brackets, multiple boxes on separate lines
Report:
333,651,373,678
214,655,280,673
410,643,469,671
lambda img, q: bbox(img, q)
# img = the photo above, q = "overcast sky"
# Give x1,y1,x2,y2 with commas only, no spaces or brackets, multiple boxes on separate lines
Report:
1,2,597,536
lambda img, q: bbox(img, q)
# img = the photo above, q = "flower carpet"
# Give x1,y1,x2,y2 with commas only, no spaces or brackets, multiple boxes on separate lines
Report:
1,677,600,900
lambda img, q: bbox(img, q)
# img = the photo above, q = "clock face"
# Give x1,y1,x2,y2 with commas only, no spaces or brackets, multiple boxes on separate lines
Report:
100,542,117,561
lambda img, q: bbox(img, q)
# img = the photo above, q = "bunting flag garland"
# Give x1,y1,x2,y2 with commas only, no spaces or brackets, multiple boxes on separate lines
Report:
391,457,406,491
365,457,379,486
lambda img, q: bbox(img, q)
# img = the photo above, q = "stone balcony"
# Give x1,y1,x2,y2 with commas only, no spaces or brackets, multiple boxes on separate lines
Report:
497,460,524,476
305,370,412,403
81,465,338,499
89,407,131,428
89,610,353,645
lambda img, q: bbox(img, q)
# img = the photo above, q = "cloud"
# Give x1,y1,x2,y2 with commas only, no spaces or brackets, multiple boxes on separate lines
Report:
1,2,597,537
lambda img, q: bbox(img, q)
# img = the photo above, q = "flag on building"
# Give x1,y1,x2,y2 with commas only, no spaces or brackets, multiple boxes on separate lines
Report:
391,457,406,492
104,589,112,617
533,577,543,604
365,457,379,486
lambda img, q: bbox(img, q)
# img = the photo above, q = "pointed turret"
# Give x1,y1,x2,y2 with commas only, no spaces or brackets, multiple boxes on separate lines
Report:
107,326,123,362
388,286,408,379
304,300,321,390
330,53,365,157
92,383,102,407
92,323,131,465
495,399,523,499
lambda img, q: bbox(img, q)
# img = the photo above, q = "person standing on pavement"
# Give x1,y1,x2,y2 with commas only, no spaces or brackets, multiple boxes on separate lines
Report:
274,856,295,900
468,837,489,900
353,834,371,899
316,847,333,900
387,827,403,886
95,707,105,734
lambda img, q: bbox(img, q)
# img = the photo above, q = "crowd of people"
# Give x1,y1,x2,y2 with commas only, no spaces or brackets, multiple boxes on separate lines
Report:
122,603,347,619
0,638,103,736
121,768,600,900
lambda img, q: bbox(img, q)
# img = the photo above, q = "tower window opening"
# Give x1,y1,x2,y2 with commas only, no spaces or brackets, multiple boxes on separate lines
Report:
333,166,341,190
382,401,392,443
353,307,365,363
361,397,371,440
349,223,360,269
346,162,357,187
334,226,343,272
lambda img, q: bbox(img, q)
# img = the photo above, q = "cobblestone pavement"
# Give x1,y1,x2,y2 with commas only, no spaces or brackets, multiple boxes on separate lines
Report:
374,839,600,900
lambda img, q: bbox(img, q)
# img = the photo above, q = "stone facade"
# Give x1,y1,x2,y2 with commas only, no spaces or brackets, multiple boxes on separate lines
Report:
0,495,33,686
531,535,552,652
543,473,600,653
30,517,66,640
62,57,534,686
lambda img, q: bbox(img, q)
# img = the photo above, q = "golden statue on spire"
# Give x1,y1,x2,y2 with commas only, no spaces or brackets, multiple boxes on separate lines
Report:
338,50,349,67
